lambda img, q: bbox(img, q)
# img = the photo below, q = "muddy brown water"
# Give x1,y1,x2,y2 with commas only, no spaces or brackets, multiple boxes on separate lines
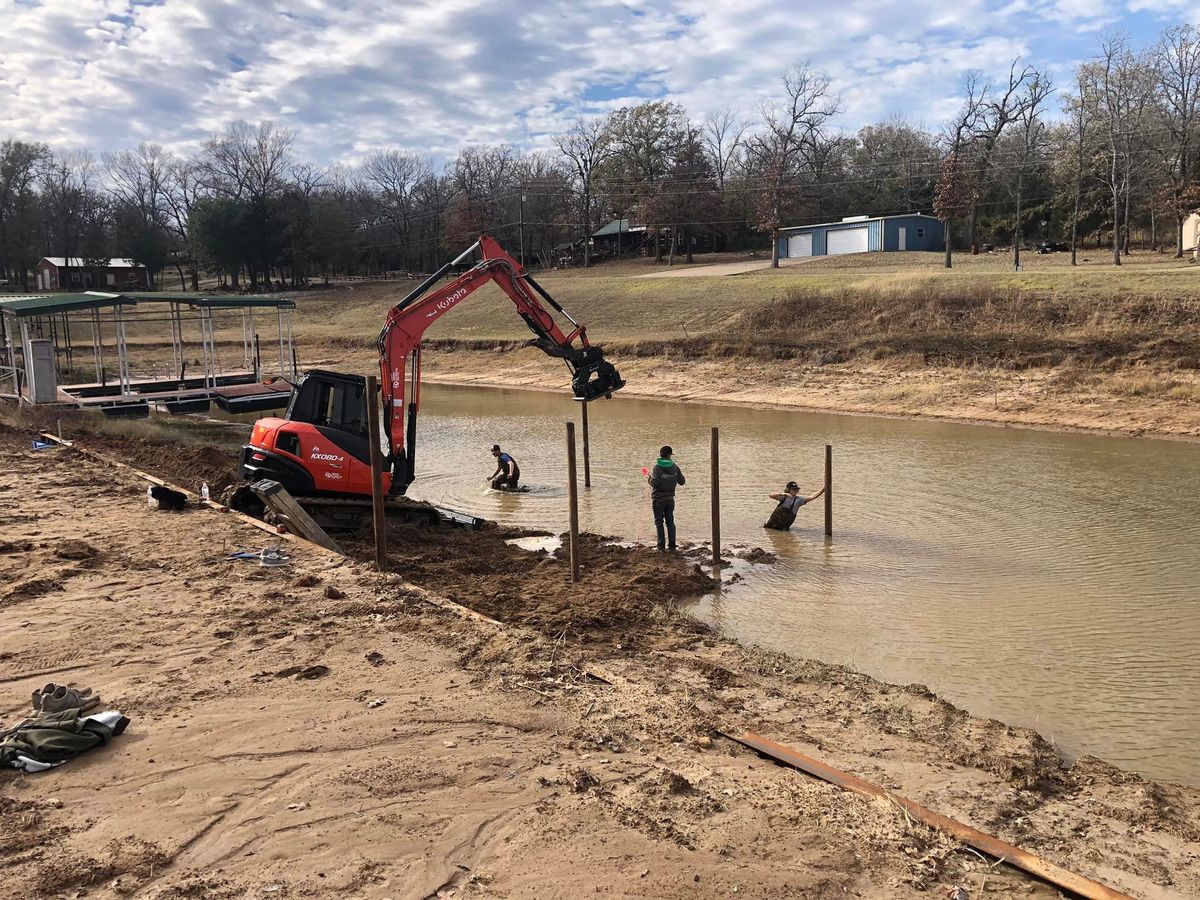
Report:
392,382,1199,788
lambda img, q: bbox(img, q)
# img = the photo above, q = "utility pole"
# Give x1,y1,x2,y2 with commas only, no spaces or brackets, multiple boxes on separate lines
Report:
519,190,526,268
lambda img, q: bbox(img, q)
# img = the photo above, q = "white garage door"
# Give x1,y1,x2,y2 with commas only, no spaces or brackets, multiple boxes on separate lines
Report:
787,233,812,258
826,226,868,255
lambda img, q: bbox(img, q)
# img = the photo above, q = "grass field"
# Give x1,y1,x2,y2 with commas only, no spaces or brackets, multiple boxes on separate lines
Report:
273,249,1200,363
46,247,1200,438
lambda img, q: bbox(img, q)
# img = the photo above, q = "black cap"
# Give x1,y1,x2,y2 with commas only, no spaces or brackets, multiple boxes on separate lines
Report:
660,445,672,458
785,481,799,491
491,444,501,453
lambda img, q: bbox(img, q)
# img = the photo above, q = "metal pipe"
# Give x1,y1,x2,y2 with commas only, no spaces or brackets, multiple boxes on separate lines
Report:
286,308,295,378
276,309,285,377
391,242,479,315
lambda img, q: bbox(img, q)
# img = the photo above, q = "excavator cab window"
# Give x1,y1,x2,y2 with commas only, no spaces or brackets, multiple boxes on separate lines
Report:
287,371,368,440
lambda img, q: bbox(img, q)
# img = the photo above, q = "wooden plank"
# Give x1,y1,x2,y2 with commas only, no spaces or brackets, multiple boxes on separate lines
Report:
250,479,344,554
724,731,1133,900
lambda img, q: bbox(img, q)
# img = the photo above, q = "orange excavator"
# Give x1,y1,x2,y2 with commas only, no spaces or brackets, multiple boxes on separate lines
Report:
231,235,624,528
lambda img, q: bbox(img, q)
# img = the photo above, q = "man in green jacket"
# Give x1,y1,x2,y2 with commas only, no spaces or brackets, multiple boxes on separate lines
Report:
647,445,685,551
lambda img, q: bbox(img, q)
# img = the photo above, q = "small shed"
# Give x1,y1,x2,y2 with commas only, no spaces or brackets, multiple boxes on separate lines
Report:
37,257,148,291
778,214,944,258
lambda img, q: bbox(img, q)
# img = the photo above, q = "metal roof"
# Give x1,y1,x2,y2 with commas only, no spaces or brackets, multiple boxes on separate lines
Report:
41,257,144,268
592,219,647,238
0,292,135,317
780,213,940,232
133,294,296,309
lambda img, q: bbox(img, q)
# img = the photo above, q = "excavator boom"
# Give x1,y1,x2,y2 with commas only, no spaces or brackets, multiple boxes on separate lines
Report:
235,235,623,519
378,234,623,492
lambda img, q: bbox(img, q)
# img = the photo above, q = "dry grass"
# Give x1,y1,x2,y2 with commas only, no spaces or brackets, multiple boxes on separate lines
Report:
94,249,1200,378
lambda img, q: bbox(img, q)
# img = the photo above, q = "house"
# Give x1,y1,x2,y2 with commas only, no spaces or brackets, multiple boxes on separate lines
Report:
777,214,944,258
36,257,148,291
591,219,648,256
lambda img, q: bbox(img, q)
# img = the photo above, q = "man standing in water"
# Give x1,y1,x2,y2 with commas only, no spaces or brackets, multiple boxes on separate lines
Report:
647,445,685,551
488,445,521,491
764,480,825,530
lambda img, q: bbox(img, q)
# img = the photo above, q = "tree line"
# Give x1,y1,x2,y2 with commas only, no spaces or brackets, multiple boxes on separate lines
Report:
1,23,1198,290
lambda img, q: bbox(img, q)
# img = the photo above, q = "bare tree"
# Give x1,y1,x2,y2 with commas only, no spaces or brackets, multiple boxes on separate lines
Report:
554,117,612,267
701,109,749,250
1153,25,1200,257
963,60,1043,251
750,63,839,268
357,150,433,270
1064,70,1095,266
161,157,205,290
1089,35,1156,265
934,72,985,268
105,143,172,287
1008,73,1054,270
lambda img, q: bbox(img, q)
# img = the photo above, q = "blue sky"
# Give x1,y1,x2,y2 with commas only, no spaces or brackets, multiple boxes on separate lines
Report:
0,0,1194,163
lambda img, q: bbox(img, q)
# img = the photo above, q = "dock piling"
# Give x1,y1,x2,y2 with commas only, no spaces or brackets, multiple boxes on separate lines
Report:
824,444,833,537
365,375,388,571
711,426,721,566
567,421,581,582
581,400,591,489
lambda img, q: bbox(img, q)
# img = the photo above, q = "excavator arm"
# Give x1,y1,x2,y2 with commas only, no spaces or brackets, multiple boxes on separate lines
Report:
378,234,624,493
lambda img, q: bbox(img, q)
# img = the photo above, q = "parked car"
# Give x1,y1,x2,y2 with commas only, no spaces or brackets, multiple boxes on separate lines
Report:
1038,241,1069,254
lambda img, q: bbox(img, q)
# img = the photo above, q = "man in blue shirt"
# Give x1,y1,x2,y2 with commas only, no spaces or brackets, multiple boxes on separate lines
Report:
489,444,521,491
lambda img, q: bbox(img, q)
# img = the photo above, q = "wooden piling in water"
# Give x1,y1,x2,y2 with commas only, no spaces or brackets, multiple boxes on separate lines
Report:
824,444,833,537
581,400,591,488
566,421,581,582
711,426,721,566
365,375,388,571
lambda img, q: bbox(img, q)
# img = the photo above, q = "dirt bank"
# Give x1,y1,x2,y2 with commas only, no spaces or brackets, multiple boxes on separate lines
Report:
3,421,1199,897
341,524,716,641
409,346,1200,442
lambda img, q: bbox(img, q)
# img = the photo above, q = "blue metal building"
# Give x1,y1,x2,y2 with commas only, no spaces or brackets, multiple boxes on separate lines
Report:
777,214,944,258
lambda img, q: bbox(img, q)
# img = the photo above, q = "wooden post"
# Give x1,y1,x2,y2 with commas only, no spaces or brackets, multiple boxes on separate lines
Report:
824,444,833,537
365,375,388,571
581,400,591,488
711,426,720,566
566,421,580,583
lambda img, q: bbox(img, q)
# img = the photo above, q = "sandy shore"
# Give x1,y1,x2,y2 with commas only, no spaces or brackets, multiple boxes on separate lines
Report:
2,426,1198,898
405,347,1200,443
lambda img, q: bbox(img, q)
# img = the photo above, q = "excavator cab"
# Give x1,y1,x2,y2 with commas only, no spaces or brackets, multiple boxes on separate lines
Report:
238,370,389,500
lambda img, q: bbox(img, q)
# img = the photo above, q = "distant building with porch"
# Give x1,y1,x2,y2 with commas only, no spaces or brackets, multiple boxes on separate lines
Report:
591,219,647,256
37,257,148,291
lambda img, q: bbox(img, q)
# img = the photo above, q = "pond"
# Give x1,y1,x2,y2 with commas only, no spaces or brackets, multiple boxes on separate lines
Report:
402,382,1200,787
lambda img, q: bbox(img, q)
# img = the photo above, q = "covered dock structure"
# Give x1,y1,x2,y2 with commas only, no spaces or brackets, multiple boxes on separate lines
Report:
0,291,298,417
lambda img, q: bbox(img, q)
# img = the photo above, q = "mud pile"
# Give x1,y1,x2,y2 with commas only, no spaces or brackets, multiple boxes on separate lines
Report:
85,436,238,492
342,523,716,639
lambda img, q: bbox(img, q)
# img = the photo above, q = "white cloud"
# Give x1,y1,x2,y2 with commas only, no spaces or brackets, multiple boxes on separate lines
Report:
0,0,1181,162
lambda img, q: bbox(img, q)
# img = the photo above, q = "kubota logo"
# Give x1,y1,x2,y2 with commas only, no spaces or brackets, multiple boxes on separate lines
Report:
426,287,468,317
310,449,344,462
